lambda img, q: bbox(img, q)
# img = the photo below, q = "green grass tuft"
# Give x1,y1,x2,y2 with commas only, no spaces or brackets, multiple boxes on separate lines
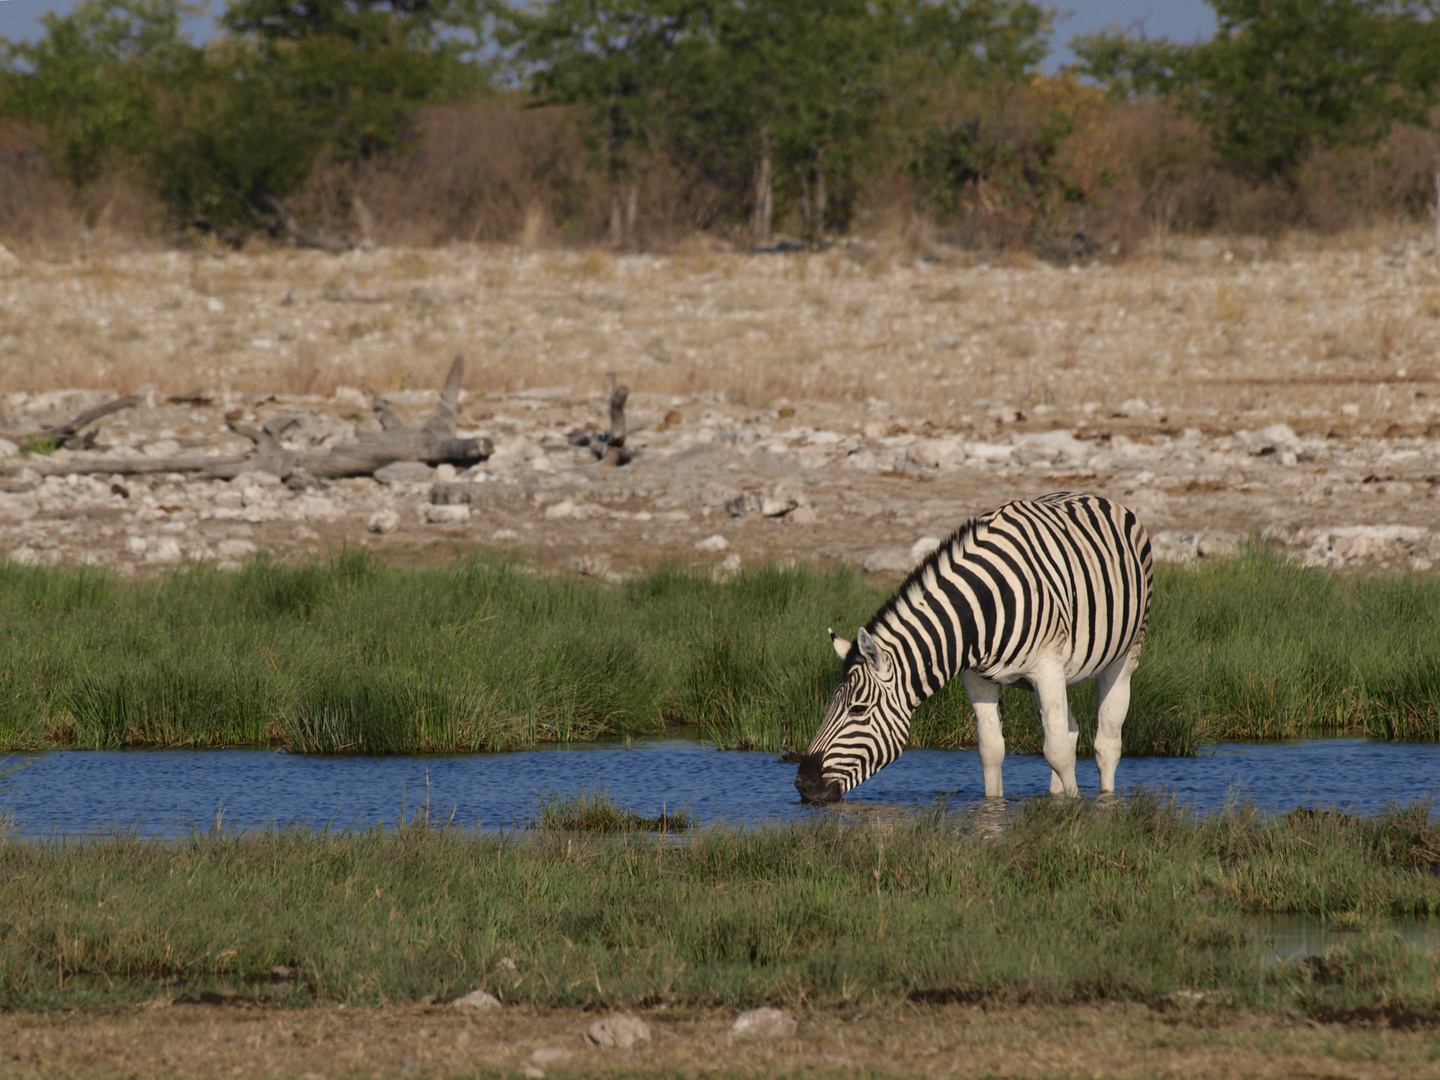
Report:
532,788,693,832
0,548,1438,754
2,797,1438,1018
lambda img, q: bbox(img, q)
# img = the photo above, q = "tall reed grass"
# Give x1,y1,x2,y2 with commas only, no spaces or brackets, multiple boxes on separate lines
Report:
0,549,1437,756
2,796,1437,1019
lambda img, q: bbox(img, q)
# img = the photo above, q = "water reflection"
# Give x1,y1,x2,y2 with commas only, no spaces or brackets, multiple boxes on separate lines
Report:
1255,914,1440,964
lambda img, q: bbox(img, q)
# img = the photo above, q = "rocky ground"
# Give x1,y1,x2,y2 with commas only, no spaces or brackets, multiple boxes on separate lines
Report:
4,999,1439,1079
2,230,1439,576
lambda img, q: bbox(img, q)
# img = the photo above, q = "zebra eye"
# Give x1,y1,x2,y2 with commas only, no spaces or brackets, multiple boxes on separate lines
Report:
848,704,870,717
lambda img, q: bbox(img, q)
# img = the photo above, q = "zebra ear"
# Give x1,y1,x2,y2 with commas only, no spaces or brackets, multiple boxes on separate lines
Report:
856,627,891,677
829,628,851,660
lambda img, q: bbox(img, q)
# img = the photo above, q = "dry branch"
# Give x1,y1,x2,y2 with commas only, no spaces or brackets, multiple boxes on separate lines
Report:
566,374,633,467
599,375,630,466
2,357,490,481
259,194,353,254
0,394,143,450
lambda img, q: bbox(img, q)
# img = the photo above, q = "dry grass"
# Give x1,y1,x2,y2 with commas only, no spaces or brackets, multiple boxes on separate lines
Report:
293,98,723,250
3,1000,1439,1079
2,230,1438,442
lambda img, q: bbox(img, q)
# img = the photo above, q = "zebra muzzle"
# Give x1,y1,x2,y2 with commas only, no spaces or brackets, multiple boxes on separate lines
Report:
794,753,844,804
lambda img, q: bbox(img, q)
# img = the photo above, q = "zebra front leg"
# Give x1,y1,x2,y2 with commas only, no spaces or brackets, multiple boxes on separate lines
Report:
962,670,1005,798
1094,647,1141,794
1033,664,1079,796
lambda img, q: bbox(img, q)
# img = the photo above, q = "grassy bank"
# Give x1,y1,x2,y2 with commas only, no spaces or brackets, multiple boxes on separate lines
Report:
0,550,1438,756
3,797,1439,1020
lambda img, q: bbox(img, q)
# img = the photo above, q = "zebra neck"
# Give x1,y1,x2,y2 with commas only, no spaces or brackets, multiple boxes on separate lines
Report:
874,604,966,711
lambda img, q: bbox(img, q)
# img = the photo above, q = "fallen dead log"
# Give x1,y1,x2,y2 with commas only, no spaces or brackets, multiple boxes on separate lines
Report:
256,194,353,254
10,454,252,478
2,356,491,481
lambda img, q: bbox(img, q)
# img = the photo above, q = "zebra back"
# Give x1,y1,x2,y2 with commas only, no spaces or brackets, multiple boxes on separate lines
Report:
859,492,1152,703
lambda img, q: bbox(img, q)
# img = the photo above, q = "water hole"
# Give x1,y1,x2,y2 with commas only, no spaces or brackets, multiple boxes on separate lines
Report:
3,738,1437,838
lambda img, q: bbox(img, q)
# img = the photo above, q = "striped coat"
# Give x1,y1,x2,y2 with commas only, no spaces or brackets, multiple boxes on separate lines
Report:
795,493,1152,803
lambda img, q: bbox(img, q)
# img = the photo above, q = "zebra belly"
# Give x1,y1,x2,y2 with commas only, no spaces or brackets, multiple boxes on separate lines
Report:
971,635,1132,688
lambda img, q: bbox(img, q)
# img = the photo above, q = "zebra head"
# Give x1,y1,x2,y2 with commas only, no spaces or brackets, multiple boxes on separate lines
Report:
795,626,910,804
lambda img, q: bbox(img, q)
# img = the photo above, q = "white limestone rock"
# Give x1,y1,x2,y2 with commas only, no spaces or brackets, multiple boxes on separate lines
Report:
332,386,369,410
861,547,912,574
450,989,501,1010
0,492,38,522
144,537,184,563
1302,525,1429,567
907,436,967,471
910,536,942,562
1012,430,1091,467
840,446,880,472
231,470,283,487
374,461,436,485
963,441,1013,464
759,488,800,517
544,499,578,520
585,1015,651,1049
216,539,259,560
367,509,402,534
1237,424,1301,456
8,547,46,566
1114,397,1150,417
730,1007,796,1041
695,534,730,552
424,503,471,525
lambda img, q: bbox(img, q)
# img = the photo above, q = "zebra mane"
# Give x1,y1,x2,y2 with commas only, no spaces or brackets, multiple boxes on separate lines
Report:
843,511,989,671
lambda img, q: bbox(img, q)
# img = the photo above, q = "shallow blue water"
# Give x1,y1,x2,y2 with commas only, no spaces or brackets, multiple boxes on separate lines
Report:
2,739,1438,837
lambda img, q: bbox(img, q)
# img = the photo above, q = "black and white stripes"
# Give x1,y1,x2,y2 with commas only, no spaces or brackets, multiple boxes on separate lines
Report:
795,492,1153,803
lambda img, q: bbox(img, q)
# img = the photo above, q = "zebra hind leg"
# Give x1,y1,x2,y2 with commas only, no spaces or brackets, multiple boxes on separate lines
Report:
1033,664,1079,797
961,670,1005,798
1030,683,1081,795
1050,703,1080,795
1094,649,1140,794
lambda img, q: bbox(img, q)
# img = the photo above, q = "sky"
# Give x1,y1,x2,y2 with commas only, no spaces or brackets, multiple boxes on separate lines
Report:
0,0,1219,68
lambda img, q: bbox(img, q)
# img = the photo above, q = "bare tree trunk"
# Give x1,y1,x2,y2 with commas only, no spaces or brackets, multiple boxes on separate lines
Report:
624,181,638,247
799,152,828,242
753,124,773,246
352,195,376,248
814,155,827,240
610,189,625,249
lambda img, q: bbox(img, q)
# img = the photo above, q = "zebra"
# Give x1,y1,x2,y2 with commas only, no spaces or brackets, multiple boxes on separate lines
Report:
794,492,1152,804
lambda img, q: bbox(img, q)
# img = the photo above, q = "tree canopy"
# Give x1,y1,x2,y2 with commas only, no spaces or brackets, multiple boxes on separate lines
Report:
1,0,483,233
502,0,1051,237
1073,0,1440,180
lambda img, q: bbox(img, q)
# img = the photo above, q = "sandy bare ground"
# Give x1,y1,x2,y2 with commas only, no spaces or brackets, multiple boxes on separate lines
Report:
2,1000,1437,1079
1,230,1439,576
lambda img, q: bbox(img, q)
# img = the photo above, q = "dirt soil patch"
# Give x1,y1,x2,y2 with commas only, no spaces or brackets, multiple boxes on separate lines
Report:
3,1001,1438,1079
